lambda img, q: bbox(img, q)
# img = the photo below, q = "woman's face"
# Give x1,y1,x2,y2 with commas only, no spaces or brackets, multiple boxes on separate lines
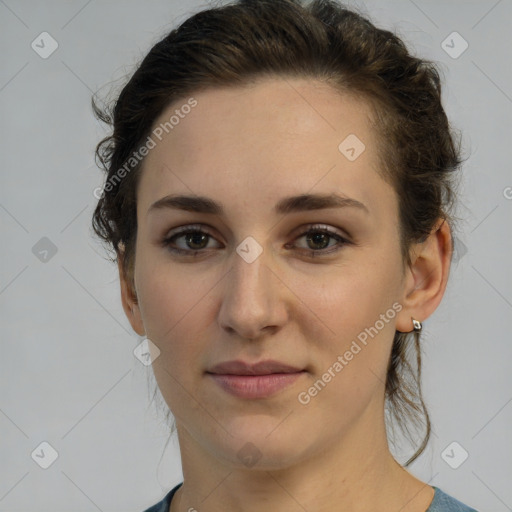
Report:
127,78,412,468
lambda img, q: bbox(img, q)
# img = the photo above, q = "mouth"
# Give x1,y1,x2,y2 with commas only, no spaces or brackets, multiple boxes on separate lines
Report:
206,359,307,399
207,359,304,376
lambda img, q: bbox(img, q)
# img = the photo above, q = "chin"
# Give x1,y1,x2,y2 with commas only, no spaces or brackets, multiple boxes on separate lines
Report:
207,416,310,470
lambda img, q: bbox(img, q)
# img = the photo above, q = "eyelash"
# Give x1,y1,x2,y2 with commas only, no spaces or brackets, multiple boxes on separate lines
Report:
161,224,351,258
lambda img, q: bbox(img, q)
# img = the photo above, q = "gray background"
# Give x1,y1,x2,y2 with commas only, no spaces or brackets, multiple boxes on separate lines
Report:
1,0,511,510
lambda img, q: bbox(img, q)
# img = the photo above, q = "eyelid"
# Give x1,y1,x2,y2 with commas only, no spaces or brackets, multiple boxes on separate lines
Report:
291,223,350,240
166,223,214,236
164,223,349,240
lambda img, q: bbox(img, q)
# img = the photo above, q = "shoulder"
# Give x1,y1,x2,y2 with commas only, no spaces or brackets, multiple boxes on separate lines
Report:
141,482,183,512
427,486,479,512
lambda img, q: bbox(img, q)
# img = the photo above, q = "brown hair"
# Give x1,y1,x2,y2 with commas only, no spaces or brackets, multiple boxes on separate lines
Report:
92,0,463,465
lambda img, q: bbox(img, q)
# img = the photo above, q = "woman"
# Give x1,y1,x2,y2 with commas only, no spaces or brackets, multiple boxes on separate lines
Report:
92,1,478,510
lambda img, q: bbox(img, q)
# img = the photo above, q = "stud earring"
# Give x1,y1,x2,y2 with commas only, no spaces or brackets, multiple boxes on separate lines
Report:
412,318,422,332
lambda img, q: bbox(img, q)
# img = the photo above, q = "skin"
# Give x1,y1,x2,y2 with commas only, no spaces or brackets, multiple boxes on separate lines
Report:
118,77,452,512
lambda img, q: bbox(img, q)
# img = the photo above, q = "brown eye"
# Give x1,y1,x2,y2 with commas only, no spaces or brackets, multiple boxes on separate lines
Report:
291,225,351,256
162,225,221,255
183,232,209,250
305,231,332,250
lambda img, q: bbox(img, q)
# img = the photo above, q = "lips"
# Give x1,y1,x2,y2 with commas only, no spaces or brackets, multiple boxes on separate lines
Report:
206,359,304,376
206,359,306,399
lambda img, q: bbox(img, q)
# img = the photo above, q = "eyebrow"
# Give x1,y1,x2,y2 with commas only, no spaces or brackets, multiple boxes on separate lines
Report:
147,193,369,216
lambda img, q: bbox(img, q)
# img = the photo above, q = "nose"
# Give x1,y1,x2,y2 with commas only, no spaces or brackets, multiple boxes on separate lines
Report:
218,247,287,341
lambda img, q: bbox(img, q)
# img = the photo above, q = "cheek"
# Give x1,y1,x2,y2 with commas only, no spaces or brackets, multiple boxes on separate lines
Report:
135,261,211,350
294,250,401,344
133,242,229,370
292,251,402,406
134,259,217,415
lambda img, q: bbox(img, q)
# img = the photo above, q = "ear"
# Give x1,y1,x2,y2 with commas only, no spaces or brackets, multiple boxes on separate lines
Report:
395,219,452,333
117,250,146,336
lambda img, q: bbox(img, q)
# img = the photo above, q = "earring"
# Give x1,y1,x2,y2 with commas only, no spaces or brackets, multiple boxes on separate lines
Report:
412,318,422,332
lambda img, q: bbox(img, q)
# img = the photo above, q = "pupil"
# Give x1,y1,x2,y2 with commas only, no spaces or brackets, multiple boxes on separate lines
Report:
187,233,207,249
307,233,328,249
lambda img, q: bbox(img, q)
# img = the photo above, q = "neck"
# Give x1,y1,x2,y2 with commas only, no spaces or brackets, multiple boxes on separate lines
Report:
169,403,434,512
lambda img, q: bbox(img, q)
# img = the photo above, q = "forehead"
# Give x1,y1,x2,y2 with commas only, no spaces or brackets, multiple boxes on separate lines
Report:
137,77,393,219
